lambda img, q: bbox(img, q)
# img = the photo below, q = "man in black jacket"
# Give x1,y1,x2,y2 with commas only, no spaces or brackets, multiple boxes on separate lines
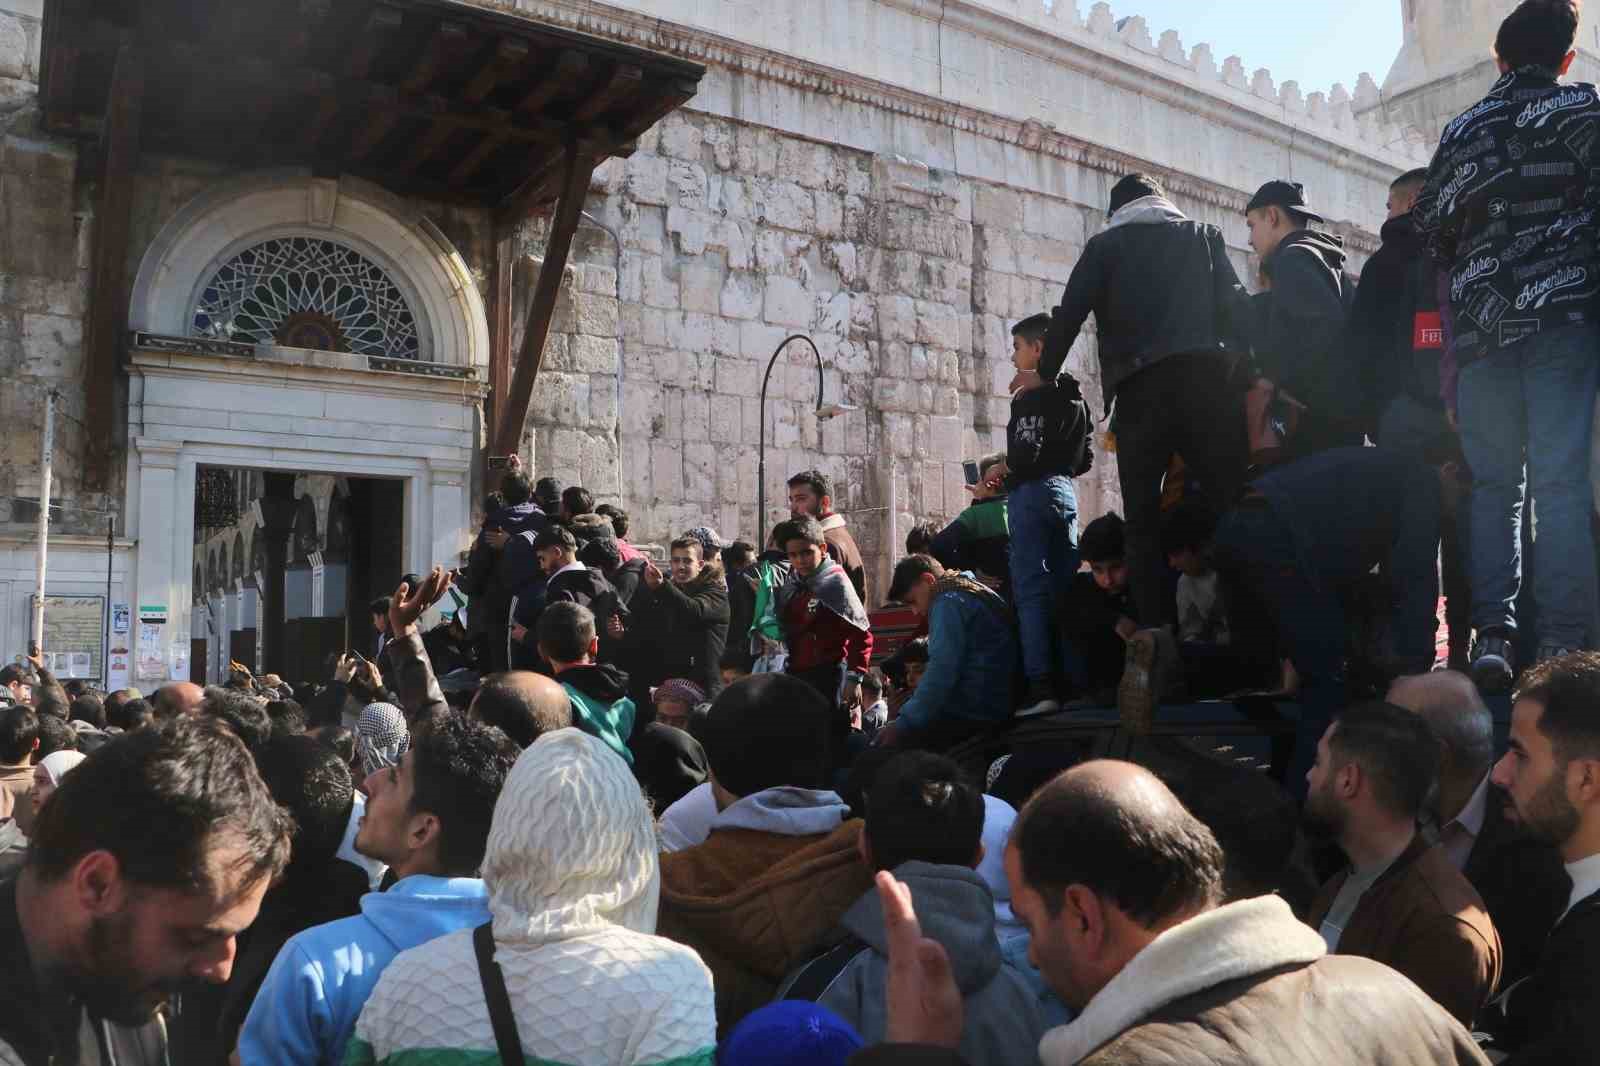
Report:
1025,173,1250,629
0,717,293,1066
1487,652,1600,1062
509,525,625,672
1351,168,1473,669
624,536,730,706
1245,179,1363,462
457,463,548,673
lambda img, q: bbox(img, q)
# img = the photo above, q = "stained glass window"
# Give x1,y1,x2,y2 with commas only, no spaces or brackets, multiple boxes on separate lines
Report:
191,236,422,359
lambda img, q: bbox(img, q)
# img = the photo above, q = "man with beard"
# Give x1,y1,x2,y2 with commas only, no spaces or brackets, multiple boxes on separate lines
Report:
788,470,866,602
1486,652,1600,1062
0,716,292,1066
1303,701,1501,1028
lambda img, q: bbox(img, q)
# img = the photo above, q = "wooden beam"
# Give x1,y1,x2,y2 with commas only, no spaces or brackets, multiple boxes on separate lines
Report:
493,148,596,457
487,227,514,448
447,132,506,185
572,63,643,122
401,20,472,93
494,128,622,225
299,95,341,152
463,37,531,102
347,5,405,80
347,111,399,162
37,0,87,132
517,50,587,115
397,35,530,176
82,42,144,490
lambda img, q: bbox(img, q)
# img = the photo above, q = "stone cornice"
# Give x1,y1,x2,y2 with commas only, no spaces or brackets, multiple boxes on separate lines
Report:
504,0,1409,224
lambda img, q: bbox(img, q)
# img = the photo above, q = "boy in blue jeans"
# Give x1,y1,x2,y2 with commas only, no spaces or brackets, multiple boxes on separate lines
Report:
994,313,1090,714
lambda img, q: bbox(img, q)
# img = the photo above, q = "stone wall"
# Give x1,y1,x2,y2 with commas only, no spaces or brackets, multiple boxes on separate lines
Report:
507,0,1412,600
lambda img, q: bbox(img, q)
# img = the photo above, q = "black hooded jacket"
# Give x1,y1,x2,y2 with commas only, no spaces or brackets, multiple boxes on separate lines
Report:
625,560,730,701
1348,213,1445,436
1250,228,1363,450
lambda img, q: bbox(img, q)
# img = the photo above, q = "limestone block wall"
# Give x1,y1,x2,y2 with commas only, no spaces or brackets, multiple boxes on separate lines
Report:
507,0,1407,599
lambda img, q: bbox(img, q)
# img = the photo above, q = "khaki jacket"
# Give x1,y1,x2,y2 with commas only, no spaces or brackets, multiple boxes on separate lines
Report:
1309,836,1501,1027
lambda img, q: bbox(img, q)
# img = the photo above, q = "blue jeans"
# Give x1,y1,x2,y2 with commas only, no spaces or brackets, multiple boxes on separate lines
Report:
1457,324,1600,648
1008,475,1080,684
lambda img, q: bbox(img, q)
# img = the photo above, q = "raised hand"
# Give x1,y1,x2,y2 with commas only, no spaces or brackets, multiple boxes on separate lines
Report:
390,567,453,638
878,870,964,1048
643,561,664,590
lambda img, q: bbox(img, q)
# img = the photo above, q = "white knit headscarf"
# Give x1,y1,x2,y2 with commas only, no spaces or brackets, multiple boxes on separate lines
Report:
483,728,660,946
355,702,409,778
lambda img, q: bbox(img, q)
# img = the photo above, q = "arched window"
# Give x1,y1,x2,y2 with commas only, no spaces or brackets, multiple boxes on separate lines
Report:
193,236,422,359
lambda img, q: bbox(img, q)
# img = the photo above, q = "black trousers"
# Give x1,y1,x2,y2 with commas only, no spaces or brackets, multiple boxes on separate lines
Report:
1111,353,1248,627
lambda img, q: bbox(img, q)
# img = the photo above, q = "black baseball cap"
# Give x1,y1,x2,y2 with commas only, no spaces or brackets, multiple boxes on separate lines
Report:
532,525,577,552
1246,180,1324,224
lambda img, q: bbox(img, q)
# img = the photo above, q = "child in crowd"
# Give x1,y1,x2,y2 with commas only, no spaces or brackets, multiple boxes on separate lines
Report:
719,653,750,691
858,673,888,737
1058,513,1138,700
772,517,874,712
652,678,706,732
930,452,1011,591
1163,499,1230,646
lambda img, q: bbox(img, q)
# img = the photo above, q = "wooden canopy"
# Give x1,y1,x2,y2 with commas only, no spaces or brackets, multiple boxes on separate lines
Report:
39,0,704,471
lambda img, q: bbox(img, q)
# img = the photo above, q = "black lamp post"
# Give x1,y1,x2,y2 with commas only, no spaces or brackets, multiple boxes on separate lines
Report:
757,334,854,540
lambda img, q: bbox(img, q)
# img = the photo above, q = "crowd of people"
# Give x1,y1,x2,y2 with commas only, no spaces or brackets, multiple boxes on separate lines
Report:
3,1,1600,1064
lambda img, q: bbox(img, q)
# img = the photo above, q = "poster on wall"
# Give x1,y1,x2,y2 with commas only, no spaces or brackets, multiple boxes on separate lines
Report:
29,595,105,680
136,604,167,682
111,603,130,634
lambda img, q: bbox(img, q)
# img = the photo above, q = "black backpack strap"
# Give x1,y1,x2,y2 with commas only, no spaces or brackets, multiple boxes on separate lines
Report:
472,922,525,1065
779,935,871,1003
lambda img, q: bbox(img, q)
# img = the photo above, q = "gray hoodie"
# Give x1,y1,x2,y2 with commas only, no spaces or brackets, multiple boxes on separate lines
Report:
813,861,1047,1066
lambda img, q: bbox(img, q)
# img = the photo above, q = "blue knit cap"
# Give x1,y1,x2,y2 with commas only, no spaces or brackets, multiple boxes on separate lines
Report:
718,1001,864,1066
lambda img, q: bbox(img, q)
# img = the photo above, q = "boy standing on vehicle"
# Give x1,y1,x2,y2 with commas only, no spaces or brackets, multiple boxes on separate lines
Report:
990,314,1091,716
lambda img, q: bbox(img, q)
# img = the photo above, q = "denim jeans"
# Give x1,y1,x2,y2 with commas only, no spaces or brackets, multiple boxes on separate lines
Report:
1007,475,1080,684
1457,324,1600,648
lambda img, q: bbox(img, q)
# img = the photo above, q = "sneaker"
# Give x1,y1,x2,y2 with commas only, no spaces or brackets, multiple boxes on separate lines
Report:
1119,630,1160,734
1470,632,1515,693
1017,681,1060,718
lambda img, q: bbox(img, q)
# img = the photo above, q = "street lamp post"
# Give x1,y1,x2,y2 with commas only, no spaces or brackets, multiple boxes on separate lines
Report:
757,334,853,542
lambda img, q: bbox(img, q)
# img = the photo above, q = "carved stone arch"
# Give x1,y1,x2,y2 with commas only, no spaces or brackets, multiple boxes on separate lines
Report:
291,495,321,564
128,170,489,367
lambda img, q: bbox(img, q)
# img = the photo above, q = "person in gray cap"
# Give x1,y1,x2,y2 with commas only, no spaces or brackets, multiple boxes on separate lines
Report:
1243,179,1363,464
684,525,726,563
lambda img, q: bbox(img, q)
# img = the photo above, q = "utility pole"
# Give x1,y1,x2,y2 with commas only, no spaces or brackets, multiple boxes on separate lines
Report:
31,390,56,653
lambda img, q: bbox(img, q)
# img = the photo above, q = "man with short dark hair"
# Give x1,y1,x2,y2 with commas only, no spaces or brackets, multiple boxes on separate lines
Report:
1417,0,1600,686
788,469,866,601
0,703,39,817
240,713,518,1066
787,752,1044,1065
457,461,550,674
201,686,272,751
868,759,1485,1065
509,524,624,671
560,484,594,521
539,601,635,763
1390,671,1569,987
1484,651,1600,1061
878,555,1016,749
1304,701,1501,1026
2,717,293,1066
368,596,392,662
595,503,646,562
1243,179,1362,461
624,536,730,702
1021,171,1250,629
0,663,33,706
658,674,870,1033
